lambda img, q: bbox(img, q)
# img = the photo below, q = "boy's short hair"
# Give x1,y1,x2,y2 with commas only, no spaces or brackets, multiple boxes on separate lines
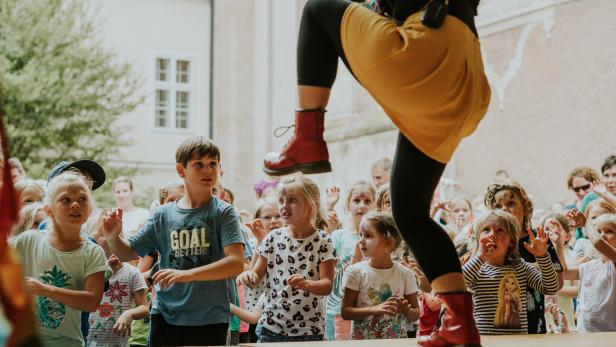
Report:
371,156,392,171
601,155,616,174
112,176,134,191
176,136,220,167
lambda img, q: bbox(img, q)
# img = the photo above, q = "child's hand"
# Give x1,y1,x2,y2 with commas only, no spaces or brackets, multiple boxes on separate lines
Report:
326,186,341,210
246,219,267,243
372,296,398,316
430,200,449,218
547,220,565,246
406,260,431,293
326,210,340,232
288,274,310,292
523,227,549,257
102,208,123,240
393,296,410,315
591,179,608,196
113,312,132,338
25,277,48,296
478,235,497,261
152,269,192,289
237,270,259,286
566,208,586,229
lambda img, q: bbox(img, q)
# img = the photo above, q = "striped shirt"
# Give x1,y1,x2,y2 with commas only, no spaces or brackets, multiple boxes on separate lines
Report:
463,255,559,335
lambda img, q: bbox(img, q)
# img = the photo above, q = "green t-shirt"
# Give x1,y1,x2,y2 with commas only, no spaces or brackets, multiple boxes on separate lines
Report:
229,281,240,332
10,230,108,347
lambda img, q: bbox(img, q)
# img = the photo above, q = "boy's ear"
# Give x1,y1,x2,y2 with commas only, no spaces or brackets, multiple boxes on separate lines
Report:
176,163,186,178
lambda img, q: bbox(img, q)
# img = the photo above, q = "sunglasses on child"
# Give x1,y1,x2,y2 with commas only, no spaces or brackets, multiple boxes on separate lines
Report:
572,184,591,193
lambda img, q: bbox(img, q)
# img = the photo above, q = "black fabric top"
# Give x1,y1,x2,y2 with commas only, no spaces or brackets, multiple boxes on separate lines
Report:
377,0,478,36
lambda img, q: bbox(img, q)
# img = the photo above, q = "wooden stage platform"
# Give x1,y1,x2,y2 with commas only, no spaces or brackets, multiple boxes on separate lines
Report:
239,332,616,347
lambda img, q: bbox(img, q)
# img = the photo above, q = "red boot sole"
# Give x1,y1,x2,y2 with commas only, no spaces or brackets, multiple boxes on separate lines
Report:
263,161,332,176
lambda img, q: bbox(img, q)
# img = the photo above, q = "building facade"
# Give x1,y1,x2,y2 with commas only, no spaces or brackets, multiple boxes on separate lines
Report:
102,0,615,215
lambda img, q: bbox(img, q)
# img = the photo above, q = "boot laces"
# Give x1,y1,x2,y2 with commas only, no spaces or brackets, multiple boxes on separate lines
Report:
274,124,294,138
274,124,295,151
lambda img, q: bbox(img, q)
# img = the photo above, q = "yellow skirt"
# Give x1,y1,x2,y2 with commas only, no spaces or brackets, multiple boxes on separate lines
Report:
340,3,491,163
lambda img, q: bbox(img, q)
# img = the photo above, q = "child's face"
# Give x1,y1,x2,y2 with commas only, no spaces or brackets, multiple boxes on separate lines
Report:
260,204,283,232
163,186,184,204
479,215,513,261
543,218,570,243
604,165,616,195
492,190,525,232
371,167,389,188
20,186,44,205
380,192,391,212
596,221,616,248
177,155,219,195
570,176,592,201
279,185,313,228
113,182,134,206
449,200,472,226
46,184,91,231
358,220,391,258
348,187,376,226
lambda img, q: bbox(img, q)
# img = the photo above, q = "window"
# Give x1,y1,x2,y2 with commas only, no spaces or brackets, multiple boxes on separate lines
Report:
154,57,193,130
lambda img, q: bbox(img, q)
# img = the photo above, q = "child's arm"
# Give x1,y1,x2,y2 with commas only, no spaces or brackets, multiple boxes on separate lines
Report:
230,303,261,325
102,209,140,261
25,272,104,312
113,288,149,338
525,255,560,295
237,254,268,289
461,255,483,288
288,259,336,296
401,292,420,322
341,287,398,320
591,237,616,263
562,267,580,281
153,243,245,288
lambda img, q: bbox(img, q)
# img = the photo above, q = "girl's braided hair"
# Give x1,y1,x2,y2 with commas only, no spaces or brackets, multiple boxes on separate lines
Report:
484,182,534,230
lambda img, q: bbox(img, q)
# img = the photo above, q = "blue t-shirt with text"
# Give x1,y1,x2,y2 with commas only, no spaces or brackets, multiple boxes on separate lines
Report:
129,197,244,326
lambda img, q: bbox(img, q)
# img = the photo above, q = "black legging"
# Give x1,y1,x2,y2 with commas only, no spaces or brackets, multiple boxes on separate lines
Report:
298,0,463,281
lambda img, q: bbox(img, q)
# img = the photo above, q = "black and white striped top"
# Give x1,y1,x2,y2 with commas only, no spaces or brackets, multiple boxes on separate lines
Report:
463,255,559,335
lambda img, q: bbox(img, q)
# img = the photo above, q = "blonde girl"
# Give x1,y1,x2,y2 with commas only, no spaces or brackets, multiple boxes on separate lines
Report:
9,172,108,347
341,212,419,339
240,199,283,343
484,182,564,334
237,176,336,342
11,202,46,237
15,179,45,205
573,199,616,264
563,214,616,332
463,209,559,335
324,180,376,340
541,212,576,332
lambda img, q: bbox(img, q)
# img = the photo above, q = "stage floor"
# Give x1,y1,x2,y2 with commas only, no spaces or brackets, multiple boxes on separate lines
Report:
239,332,616,347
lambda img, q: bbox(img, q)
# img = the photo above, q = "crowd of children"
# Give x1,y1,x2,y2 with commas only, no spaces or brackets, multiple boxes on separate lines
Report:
2,139,616,346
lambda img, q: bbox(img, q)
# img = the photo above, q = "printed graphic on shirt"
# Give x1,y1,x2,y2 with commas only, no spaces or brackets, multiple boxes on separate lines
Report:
36,265,71,329
168,223,212,270
367,283,393,305
494,272,522,329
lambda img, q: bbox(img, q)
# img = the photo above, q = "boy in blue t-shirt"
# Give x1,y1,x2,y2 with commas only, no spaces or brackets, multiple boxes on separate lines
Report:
102,136,246,346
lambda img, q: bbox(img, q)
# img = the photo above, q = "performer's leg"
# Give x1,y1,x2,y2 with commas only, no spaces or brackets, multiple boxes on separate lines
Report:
264,0,352,175
390,133,480,347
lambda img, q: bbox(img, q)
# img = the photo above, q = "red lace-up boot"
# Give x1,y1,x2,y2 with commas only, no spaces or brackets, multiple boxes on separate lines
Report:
417,292,481,347
263,109,331,176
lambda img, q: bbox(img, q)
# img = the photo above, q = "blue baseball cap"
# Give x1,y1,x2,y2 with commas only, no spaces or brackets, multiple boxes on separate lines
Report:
47,159,106,191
